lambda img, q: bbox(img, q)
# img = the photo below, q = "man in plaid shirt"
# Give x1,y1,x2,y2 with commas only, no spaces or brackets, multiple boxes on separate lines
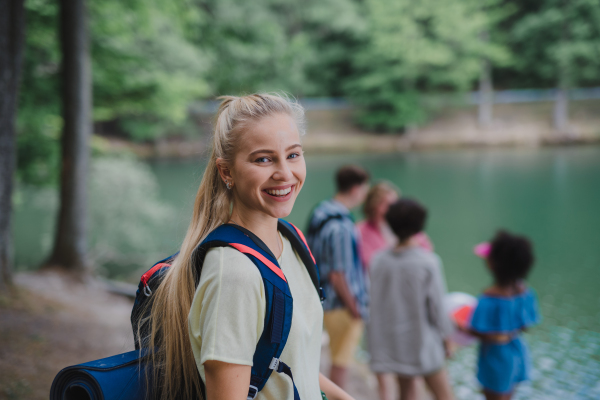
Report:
307,165,370,390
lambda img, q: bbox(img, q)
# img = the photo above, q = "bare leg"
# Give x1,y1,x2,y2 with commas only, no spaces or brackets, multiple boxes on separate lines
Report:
329,365,347,389
423,368,454,400
397,376,418,400
484,389,513,400
376,373,393,400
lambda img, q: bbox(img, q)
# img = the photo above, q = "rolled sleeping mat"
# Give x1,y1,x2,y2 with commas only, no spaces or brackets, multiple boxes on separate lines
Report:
50,349,150,400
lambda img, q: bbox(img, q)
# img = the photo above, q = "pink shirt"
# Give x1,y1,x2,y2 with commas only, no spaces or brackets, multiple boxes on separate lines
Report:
357,221,434,270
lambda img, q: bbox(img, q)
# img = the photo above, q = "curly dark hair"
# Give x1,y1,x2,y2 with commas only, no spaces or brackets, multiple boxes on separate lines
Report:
385,198,427,243
488,230,535,287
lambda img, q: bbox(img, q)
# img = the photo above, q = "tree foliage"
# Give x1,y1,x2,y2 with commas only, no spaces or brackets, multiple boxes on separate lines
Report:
16,0,600,154
511,0,600,88
17,0,209,186
193,0,364,96
347,0,510,131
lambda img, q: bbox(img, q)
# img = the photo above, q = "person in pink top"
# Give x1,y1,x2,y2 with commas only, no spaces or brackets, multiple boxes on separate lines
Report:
358,182,433,270
357,182,434,400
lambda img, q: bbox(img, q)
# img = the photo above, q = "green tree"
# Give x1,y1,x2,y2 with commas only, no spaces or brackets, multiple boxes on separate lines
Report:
302,0,367,96
512,0,600,136
44,0,92,273
194,0,316,96
17,0,61,186
348,0,504,132
17,0,209,188
477,0,514,127
0,0,25,289
91,0,208,140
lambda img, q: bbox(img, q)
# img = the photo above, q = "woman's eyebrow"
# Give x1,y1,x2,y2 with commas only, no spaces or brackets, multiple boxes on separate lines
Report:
248,144,302,157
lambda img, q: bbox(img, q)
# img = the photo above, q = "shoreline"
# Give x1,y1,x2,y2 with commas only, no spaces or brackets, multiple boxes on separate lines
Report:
99,100,600,158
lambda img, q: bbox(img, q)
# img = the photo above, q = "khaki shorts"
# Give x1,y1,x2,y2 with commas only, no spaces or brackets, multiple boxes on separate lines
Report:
323,308,364,367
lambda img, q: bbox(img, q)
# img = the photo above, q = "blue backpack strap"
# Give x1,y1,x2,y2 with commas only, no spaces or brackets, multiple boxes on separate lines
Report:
277,219,325,302
194,224,301,400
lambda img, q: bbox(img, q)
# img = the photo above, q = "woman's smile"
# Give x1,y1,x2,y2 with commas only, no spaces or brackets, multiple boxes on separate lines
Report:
262,184,295,201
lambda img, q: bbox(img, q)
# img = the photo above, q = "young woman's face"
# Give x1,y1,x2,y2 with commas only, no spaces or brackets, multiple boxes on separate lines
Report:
229,113,306,220
375,191,398,221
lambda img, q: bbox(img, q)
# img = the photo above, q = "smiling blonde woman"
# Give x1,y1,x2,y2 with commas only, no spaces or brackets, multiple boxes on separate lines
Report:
138,94,354,400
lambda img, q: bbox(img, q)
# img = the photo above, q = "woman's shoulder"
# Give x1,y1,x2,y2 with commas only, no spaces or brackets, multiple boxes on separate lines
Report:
202,246,263,285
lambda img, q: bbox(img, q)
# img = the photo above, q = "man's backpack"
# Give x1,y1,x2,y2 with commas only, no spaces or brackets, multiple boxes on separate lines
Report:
50,220,323,400
131,219,324,400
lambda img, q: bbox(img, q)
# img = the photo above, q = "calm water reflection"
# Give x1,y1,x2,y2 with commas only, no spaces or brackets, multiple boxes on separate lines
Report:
13,146,600,398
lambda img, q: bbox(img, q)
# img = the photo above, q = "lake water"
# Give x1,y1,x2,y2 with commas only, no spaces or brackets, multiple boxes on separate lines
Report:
13,146,600,398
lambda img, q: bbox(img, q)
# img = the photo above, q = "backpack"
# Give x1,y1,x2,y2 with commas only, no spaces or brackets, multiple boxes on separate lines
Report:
131,219,324,400
50,220,323,400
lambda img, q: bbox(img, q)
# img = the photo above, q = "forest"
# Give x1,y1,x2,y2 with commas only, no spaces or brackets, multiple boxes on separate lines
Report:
15,0,600,187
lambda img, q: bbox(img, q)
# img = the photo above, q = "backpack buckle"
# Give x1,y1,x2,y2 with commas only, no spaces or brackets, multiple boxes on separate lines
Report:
247,385,259,400
269,357,280,370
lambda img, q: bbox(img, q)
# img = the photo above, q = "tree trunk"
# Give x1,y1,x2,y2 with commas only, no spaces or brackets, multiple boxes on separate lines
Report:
45,0,92,272
478,31,493,128
0,0,25,290
478,58,493,128
553,74,569,137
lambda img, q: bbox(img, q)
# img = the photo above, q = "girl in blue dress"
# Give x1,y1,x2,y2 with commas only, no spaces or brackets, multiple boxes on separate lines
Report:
466,230,540,400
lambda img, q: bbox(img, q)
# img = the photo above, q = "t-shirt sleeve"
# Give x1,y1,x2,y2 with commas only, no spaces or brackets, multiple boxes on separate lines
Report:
188,247,266,367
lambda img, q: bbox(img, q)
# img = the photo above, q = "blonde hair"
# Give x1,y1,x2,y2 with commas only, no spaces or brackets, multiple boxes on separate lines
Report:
139,93,305,400
363,181,400,222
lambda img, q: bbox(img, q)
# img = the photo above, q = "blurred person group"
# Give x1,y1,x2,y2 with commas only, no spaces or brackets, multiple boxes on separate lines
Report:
308,165,539,400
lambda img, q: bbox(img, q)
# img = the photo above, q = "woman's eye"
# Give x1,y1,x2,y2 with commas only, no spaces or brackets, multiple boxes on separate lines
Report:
255,157,270,163
288,153,300,159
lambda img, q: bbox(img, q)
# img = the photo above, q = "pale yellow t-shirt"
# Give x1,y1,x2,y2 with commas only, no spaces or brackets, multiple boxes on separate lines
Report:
188,233,324,400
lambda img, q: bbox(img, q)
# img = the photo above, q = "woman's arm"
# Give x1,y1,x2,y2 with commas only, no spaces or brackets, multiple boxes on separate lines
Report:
319,372,355,400
204,360,252,400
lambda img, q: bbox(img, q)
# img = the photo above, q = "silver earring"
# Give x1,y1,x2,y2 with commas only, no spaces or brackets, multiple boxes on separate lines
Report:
225,180,232,190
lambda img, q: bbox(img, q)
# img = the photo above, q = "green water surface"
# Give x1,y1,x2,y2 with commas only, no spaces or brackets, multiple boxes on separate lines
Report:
13,146,600,398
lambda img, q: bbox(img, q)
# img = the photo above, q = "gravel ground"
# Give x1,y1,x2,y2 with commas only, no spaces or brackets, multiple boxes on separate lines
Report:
0,271,381,400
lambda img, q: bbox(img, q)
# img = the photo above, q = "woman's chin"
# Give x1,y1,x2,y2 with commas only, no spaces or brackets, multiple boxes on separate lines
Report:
266,203,294,220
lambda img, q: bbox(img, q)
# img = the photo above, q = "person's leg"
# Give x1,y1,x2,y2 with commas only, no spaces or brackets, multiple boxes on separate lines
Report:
323,309,363,389
396,376,418,400
423,368,454,400
376,373,393,400
324,309,347,387
483,389,513,400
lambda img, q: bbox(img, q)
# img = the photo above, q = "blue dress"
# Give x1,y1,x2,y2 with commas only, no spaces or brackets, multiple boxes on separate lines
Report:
470,288,540,394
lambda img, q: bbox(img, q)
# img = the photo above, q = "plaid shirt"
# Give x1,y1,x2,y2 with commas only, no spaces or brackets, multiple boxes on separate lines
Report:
307,199,369,320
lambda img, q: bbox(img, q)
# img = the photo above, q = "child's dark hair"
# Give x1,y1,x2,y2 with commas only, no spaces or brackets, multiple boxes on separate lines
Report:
488,230,535,287
385,198,427,242
336,165,370,193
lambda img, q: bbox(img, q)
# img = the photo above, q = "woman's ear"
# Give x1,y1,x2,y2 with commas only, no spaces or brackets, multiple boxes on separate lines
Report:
216,158,233,184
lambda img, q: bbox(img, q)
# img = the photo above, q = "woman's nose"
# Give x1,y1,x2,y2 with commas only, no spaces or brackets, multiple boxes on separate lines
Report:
272,161,293,181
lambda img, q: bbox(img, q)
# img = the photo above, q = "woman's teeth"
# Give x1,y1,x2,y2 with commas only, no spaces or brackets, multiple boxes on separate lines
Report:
266,187,292,196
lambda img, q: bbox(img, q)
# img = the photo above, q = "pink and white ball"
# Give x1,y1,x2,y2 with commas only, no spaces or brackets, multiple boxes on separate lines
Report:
445,292,477,347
